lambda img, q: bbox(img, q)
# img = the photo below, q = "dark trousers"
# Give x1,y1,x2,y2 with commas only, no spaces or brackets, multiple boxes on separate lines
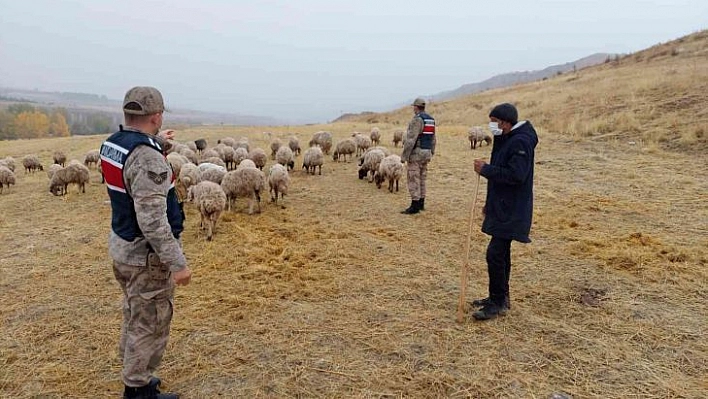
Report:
486,236,512,305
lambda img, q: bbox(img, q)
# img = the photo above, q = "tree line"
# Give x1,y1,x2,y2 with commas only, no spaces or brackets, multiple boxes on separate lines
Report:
0,103,120,140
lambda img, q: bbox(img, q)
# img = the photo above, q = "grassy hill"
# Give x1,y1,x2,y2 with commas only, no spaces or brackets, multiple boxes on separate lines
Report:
341,30,708,154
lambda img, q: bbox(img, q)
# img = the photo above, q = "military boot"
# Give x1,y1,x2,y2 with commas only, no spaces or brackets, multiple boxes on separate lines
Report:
401,200,420,214
123,378,179,399
419,198,425,211
471,296,511,311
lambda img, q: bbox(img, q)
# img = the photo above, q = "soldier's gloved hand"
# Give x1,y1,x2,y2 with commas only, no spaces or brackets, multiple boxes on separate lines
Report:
173,266,192,286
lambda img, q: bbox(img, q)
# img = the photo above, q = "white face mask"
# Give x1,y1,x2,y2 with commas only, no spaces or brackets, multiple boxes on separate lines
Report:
489,121,503,136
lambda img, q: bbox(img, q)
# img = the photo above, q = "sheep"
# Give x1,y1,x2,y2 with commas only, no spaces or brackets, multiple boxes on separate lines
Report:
186,181,226,241
47,164,64,180
235,138,250,152
178,147,198,164
238,159,257,169
352,133,372,157
0,166,16,194
220,164,267,214
0,157,16,172
468,126,492,149
308,131,333,154
275,145,295,171
185,141,198,153
49,162,90,195
270,139,282,160
194,139,208,153
176,163,200,201
370,127,381,146
358,148,386,182
167,152,190,179
166,140,186,155
53,150,67,167
84,150,100,168
221,145,236,170
374,154,404,193
268,163,290,205
288,136,301,155
233,147,249,167
333,138,357,162
200,148,220,160
302,146,324,175
218,137,236,148
214,143,227,159
199,156,227,169
248,148,267,170
197,163,227,184
393,129,404,147
22,154,44,173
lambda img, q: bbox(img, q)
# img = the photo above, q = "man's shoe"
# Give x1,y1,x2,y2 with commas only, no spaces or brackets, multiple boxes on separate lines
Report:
419,198,425,211
401,200,420,214
472,303,506,321
471,296,511,310
124,378,179,399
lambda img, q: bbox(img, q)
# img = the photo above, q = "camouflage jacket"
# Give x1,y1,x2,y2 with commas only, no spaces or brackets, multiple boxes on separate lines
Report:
401,113,435,163
108,144,187,271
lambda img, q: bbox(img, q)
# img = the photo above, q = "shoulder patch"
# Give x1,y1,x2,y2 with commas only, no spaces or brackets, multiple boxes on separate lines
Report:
147,170,169,184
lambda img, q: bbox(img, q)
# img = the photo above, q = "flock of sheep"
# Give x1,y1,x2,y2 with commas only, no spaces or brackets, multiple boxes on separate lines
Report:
0,125,491,240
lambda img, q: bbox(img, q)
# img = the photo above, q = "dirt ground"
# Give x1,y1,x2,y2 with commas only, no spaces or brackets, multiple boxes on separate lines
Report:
0,125,706,398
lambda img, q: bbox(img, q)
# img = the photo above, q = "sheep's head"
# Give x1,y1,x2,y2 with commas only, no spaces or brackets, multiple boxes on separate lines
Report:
358,167,367,180
186,186,196,202
287,161,295,171
49,182,62,196
373,172,384,188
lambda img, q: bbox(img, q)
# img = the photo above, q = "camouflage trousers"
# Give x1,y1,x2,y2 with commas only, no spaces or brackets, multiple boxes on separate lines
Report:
113,256,175,387
406,160,429,201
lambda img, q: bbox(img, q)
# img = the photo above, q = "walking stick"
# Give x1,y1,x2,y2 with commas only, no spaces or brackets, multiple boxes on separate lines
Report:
457,173,481,323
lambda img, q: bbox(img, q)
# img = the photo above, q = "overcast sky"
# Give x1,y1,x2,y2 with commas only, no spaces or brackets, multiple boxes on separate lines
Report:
0,1,705,124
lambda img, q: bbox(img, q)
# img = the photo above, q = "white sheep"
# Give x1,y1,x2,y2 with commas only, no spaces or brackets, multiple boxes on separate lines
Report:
358,148,386,182
185,141,198,153
468,126,492,149
370,127,381,146
220,163,267,214
200,148,220,161
221,145,236,170
178,147,198,164
275,145,295,171
199,156,227,169
352,133,372,157
0,157,16,172
47,164,64,180
187,180,226,241
238,159,257,169
49,162,90,195
176,163,200,201
288,136,301,155
374,154,404,193
233,147,249,167
309,131,333,154
393,130,404,147
84,150,100,168
302,146,324,175
22,154,44,173
248,148,267,170
218,137,236,148
270,138,282,160
53,150,67,167
235,138,250,152
332,138,357,162
0,166,16,194
197,163,227,184
268,163,290,205
167,152,190,179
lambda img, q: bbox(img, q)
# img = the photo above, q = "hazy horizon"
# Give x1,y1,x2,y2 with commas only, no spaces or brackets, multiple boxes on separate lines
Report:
1,1,706,124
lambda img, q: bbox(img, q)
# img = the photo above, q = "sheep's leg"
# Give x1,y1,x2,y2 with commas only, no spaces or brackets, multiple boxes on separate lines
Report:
206,218,213,241
255,191,262,213
318,165,322,175
81,183,85,193
395,178,399,192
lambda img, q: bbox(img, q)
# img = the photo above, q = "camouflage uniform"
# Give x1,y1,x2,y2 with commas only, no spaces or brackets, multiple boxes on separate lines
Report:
108,142,186,388
401,113,435,201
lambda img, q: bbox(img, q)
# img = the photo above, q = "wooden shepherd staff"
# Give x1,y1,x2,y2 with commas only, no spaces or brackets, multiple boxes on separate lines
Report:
457,173,481,323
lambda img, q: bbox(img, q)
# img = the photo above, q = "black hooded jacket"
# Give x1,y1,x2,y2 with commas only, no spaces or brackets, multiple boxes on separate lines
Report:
480,121,538,243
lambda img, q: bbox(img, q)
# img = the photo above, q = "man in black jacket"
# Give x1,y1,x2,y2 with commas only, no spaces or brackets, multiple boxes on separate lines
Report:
472,103,538,320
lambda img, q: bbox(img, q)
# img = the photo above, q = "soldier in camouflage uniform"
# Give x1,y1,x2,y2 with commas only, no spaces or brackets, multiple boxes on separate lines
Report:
400,97,436,214
101,87,192,399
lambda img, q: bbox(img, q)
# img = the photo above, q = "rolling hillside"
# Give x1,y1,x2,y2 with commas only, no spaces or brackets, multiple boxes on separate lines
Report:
342,30,708,154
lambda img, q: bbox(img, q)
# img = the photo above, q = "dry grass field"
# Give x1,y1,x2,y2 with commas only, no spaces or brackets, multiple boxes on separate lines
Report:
1,32,707,398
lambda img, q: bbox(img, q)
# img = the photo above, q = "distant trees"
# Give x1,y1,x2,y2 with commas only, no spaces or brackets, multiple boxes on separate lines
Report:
0,103,118,140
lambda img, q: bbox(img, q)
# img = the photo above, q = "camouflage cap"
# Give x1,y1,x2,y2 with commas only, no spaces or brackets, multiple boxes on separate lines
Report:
411,97,426,107
123,86,165,115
